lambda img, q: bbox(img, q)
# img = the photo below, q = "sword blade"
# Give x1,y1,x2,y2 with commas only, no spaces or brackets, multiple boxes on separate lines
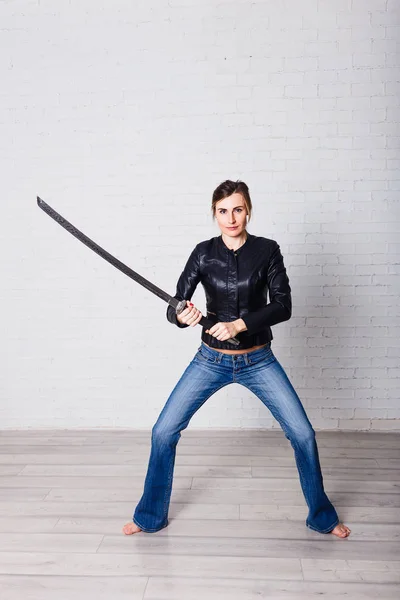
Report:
37,196,173,304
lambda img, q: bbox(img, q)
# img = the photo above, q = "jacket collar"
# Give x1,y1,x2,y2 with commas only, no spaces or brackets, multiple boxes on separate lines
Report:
218,231,252,254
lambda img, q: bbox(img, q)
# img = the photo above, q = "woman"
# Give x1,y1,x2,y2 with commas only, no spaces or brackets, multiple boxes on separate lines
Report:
123,180,351,539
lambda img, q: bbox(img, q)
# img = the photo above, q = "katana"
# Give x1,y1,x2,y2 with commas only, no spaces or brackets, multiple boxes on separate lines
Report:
37,197,240,346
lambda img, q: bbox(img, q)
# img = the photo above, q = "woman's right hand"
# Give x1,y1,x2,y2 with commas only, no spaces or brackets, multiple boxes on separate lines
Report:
177,300,203,327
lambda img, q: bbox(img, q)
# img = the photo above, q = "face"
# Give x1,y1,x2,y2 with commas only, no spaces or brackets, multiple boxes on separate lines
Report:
214,193,248,237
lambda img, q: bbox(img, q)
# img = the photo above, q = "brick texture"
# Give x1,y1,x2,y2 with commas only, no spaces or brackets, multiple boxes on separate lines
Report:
1,0,399,429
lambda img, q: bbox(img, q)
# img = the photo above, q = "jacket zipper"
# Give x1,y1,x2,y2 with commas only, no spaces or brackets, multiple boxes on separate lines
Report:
233,250,239,318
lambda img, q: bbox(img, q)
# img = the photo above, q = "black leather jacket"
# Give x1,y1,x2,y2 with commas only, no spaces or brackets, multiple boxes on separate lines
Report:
166,232,292,350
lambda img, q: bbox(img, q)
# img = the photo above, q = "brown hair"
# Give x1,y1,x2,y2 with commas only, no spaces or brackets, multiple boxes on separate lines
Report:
211,179,252,223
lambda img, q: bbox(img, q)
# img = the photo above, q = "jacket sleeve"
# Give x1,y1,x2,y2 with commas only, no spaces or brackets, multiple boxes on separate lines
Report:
166,244,202,328
241,241,292,336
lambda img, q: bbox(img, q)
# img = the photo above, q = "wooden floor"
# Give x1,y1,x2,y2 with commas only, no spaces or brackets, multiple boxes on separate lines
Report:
0,429,399,599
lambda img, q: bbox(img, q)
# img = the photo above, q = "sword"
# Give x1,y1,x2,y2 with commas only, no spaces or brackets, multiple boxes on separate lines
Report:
36,197,240,346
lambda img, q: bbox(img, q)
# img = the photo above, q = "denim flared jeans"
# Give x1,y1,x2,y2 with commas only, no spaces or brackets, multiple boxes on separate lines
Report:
133,342,339,534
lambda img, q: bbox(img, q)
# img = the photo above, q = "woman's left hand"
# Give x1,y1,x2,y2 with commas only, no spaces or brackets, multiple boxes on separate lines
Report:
205,321,240,341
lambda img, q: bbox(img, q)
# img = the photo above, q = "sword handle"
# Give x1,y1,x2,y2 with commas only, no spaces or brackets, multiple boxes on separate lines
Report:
175,301,240,347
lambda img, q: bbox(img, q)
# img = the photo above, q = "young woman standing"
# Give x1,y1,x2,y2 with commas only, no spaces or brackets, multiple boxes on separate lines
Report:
123,180,351,539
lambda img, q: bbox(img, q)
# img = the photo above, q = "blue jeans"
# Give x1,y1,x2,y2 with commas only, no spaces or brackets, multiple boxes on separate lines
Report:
133,342,339,534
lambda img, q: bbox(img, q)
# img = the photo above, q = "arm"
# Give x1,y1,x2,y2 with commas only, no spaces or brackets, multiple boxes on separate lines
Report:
240,241,292,336
166,244,201,328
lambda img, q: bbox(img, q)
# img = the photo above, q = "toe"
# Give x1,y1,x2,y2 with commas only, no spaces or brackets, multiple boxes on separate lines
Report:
330,523,351,537
341,526,350,537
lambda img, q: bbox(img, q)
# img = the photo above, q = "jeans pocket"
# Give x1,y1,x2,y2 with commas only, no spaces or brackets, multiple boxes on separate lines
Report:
248,347,274,365
196,347,217,363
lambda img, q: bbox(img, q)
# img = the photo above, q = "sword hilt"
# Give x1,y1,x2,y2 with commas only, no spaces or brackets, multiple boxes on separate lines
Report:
175,300,240,347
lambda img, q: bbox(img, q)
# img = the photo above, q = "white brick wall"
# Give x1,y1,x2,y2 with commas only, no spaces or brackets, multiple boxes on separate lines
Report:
1,0,399,430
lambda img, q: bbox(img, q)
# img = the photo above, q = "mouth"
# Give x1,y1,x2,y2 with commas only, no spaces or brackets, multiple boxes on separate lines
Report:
227,226,238,230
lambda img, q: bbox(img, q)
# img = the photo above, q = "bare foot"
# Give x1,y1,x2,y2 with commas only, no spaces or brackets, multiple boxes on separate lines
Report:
330,522,351,538
122,521,142,535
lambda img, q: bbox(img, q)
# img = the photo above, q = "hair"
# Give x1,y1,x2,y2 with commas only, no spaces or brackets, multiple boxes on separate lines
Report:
211,179,252,223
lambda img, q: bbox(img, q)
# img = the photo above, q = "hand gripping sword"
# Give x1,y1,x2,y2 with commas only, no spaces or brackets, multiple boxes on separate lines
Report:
37,197,240,347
